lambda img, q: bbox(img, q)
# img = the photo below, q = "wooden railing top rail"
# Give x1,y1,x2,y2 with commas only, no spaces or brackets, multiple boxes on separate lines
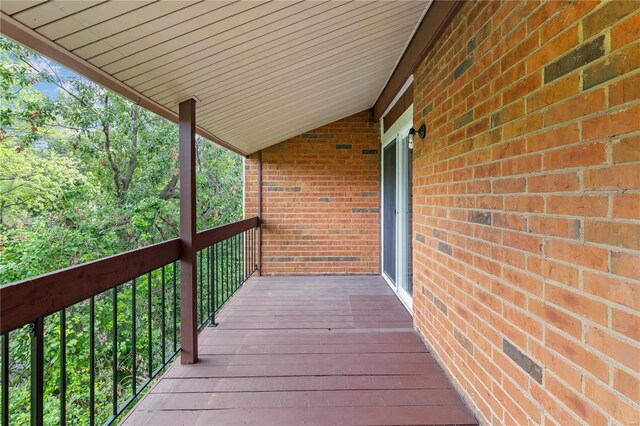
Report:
0,217,260,335
195,216,259,251
0,239,180,335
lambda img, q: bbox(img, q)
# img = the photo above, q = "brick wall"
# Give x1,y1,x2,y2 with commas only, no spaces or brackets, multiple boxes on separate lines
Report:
244,111,380,275
411,1,639,425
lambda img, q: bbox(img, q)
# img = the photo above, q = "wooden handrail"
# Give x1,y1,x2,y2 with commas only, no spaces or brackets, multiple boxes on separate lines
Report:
0,217,261,335
195,216,259,251
0,239,181,334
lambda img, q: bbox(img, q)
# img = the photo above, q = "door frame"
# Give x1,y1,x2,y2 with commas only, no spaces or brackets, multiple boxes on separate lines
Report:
380,106,413,313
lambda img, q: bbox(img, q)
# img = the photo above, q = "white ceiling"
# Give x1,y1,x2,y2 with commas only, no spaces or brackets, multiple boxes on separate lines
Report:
1,1,431,155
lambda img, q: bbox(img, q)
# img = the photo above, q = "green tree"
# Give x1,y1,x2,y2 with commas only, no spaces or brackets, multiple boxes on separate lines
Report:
0,35,245,425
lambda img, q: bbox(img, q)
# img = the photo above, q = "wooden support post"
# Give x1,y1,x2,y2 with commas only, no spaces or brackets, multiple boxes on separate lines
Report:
257,150,263,276
179,99,198,364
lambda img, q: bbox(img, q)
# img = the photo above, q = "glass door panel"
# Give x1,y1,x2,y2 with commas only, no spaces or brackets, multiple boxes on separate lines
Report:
382,140,397,284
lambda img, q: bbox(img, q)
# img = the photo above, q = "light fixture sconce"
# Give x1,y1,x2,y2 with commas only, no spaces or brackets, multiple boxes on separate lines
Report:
408,124,426,149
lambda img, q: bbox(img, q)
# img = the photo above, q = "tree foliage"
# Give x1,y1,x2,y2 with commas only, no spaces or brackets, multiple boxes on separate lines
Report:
0,36,243,282
0,36,244,424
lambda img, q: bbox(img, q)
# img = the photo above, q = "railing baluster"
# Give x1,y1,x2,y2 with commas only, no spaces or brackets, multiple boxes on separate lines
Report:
210,245,217,327
222,240,226,304
147,273,152,378
207,246,211,321
132,278,137,395
198,251,203,326
253,227,257,272
236,234,239,289
246,231,249,278
173,263,177,352
89,298,95,426
161,266,166,363
112,287,118,417
235,234,239,290
228,238,232,297
2,333,9,426
60,309,66,425
30,317,44,426
232,236,234,293
215,243,219,312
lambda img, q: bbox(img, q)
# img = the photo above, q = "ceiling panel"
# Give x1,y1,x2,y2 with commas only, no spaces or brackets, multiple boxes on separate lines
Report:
0,0,432,155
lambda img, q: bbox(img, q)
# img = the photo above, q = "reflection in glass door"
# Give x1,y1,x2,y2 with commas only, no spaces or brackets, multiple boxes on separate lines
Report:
382,140,397,283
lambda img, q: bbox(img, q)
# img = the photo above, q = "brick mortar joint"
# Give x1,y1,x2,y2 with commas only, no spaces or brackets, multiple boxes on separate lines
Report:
414,249,640,379
418,212,640,276
414,281,636,425
413,325,489,426
414,233,635,316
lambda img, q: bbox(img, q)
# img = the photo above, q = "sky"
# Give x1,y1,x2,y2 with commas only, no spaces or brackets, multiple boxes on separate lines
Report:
35,65,80,99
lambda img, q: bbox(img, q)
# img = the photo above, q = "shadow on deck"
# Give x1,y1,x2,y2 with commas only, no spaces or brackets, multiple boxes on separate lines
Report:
122,276,477,425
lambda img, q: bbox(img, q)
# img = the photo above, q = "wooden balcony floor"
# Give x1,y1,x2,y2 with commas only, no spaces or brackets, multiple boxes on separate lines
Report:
122,275,477,425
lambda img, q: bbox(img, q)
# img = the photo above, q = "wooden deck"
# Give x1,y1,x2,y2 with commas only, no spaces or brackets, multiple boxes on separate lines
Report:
123,276,477,425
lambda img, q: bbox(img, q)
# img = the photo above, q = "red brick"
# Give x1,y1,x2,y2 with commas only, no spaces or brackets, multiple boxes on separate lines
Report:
503,73,542,105
505,195,544,213
542,142,606,170
528,172,579,193
526,73,580,113
547,373,608,425
503,113,543,139
583,104,640,140
402,1,640,423
528,217,580,239
612,134,640,163
544,240,609,271
245,111,380,275
500,154,542,176
613,193,640,220
543,89,606,126
585,378,640,425
611,308,640,342
530,258,579,288
609,73,640,106
582,0,640,39
529,300,581,339
526,123,580,153
503,231,543,254
583,271,640,310
492,177,526,194
546,283,608,325
546,195,608,217
586,325,640,371
527,26,579,72
611,251,640,280
539,2,598,43
584,163,640,190
614,368,640,404
492,213,526,231
611,9,640,49
584,220,640,250
546,329,609,383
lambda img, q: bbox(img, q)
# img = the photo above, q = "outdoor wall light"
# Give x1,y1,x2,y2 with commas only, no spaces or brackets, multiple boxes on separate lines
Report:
408,124,426,149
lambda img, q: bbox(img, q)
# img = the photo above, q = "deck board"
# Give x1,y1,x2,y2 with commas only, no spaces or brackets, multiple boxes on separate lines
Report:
123,275,477,425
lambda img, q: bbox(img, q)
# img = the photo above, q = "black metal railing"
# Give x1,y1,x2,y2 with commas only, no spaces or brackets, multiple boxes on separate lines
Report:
0,217,259,425
0,260,181,425
196,226,258,330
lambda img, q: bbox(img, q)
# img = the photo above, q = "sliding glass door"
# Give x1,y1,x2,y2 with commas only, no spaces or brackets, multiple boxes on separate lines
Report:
382,123,413,311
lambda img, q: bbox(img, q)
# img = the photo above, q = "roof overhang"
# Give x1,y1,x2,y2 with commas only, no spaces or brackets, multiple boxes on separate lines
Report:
1,1,460,156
